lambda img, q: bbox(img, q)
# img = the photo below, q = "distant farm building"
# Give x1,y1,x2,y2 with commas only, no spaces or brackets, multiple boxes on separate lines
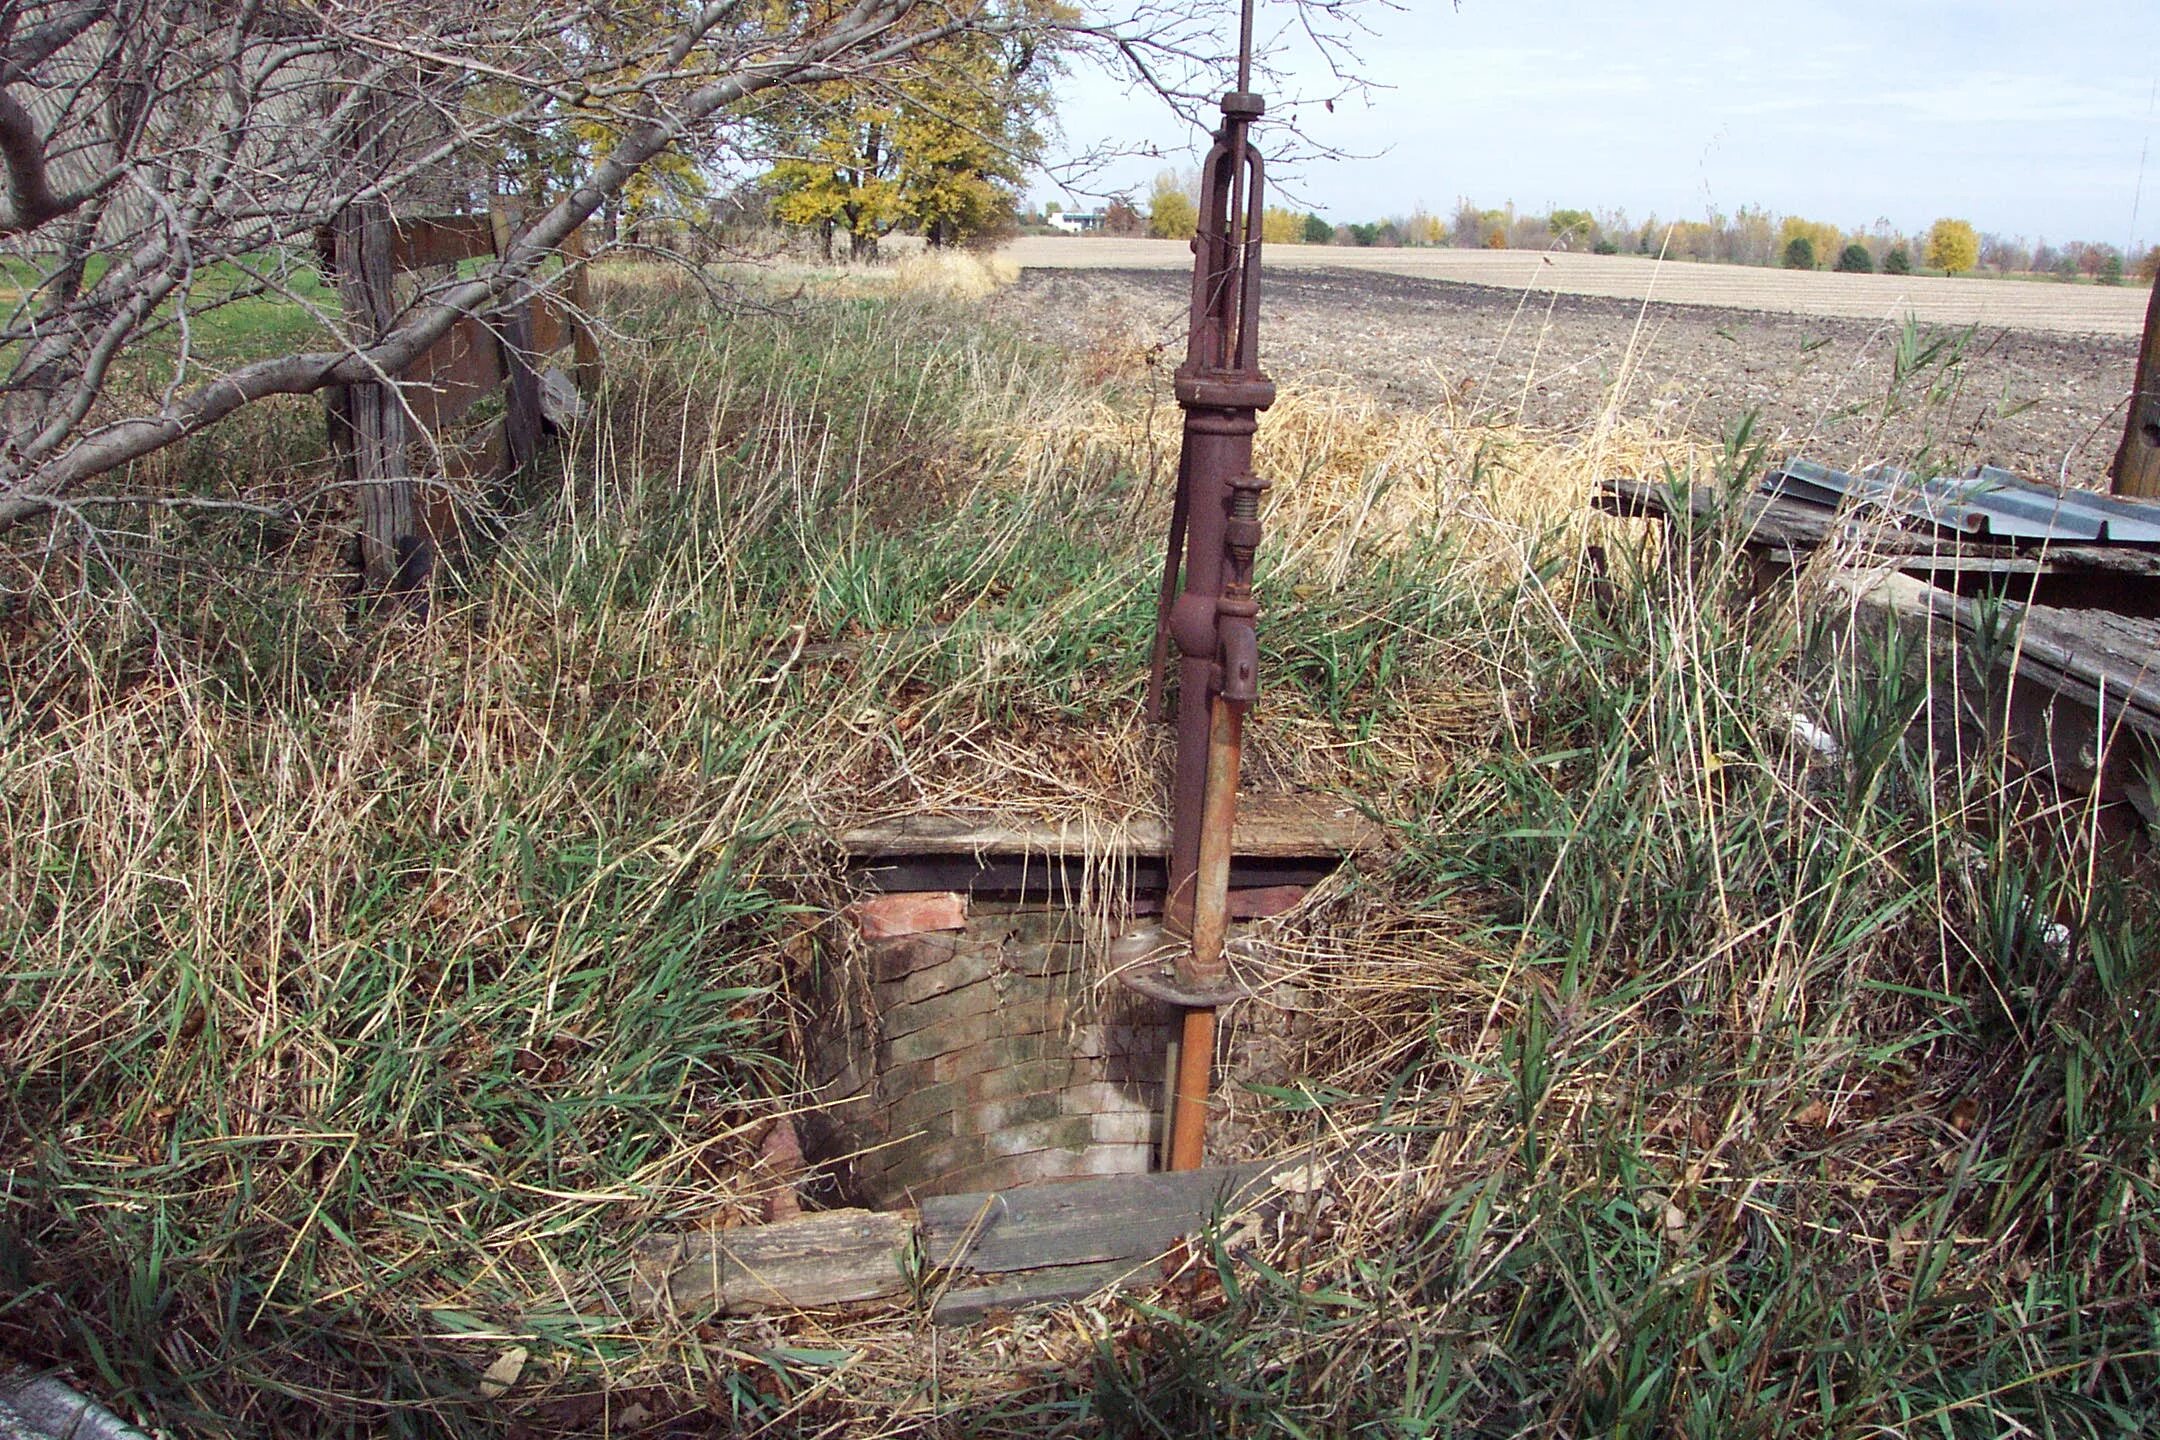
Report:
1048,210,1107,234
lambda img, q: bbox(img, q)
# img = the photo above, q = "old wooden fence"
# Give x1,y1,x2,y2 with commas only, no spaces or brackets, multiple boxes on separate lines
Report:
322,201,597,594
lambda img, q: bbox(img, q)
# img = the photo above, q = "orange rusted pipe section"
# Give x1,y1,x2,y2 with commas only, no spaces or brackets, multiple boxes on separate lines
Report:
1169,695,1244,1171
1188,696,1243,984
1169,1007,1216,1171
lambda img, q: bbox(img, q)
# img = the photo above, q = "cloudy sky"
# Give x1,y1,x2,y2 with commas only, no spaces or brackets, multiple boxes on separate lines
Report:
1040,1,2160,249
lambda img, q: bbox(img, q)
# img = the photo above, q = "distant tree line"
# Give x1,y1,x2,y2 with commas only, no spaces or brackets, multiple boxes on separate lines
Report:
1017,171,1335,244
1056,185,2160,284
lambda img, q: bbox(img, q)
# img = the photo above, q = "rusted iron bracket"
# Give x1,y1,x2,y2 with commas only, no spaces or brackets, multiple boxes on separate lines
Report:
1109,924,1254,1008
1125,3,1274,1172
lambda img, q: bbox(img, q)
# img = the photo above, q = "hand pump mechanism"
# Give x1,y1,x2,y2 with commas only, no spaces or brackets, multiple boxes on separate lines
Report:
1119,0,1274,1173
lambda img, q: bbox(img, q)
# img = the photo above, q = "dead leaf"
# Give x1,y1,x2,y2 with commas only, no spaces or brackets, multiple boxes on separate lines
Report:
478,1345,528,1399
1268,1161,1329,1195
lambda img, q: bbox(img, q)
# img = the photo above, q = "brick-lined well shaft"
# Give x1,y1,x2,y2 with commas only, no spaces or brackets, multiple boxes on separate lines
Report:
805,901,1177,1207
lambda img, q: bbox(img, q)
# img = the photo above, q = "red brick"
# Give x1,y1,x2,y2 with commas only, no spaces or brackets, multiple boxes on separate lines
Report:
1060,1081,1152,1117
984,1114,1094,1159
928,1032,1057,1085
880,939,1001,1005
965,1091,1064,1135
1229,885,1308,919
940,1149,1099,1194
1071,1143,1155,1178
853,891,968,941
967,1058,1088,1104
1090,1110,1158,1147
1126,887,1306,919
870,931,962,984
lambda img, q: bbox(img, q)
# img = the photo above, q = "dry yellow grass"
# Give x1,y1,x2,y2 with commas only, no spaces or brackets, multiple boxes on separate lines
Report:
13,265,2144,1437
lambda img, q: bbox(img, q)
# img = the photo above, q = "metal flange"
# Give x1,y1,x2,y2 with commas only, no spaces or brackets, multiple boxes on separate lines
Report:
1108,925,1255,1008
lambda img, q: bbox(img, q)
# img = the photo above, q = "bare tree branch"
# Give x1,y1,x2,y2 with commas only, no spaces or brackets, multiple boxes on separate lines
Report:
0,84,88,231
0,0,1381,534
0,0,104,82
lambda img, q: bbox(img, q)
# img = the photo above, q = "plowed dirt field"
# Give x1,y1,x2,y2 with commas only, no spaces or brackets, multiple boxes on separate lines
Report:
995,247,2145,482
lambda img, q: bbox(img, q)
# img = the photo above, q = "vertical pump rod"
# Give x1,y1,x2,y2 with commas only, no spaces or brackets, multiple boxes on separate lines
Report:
1137,0,1273,1172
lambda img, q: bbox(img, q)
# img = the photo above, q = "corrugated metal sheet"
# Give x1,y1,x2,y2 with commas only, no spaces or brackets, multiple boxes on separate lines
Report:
1762,458,2160,544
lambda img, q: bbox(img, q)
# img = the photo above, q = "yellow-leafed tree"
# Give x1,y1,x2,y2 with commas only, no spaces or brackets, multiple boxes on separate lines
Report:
761,3,1065,258
1262,206,1304,245
1778,217,1843,270
1148,171,1199,240
1926,218,1980,275
1402,208,1445,246
468,2,716,239
765,100,908,260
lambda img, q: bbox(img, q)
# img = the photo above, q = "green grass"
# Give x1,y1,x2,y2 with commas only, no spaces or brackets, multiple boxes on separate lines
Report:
4,254,339,377
3,268,2157,1437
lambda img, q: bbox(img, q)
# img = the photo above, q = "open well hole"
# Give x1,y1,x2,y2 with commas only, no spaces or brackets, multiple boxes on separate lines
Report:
792,796,1376,1208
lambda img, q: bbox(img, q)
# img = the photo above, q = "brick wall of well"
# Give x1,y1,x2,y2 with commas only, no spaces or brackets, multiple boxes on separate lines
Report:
803,900,1178,1207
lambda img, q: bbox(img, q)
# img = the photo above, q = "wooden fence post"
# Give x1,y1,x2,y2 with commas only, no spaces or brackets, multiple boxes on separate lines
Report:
333,197,419,592
488,199,545,475
562,225,601,395
2113,279,2160,498
334,86,423,596
324,186,597,599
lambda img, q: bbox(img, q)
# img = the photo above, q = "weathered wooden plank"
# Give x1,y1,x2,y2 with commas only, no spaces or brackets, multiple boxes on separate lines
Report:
2114,278,2160,499
858,854,1336,896
1833,568,2160,831
563,225,601,392
838,793,1383,861
391,214,497,272
529,292,574,357
488,202,544,473
1842,569,2160,733
922,1163,1274,1275
333,168,415,592
1599,475,2160,578
442,417,509,486
931,1260,1140,1326
400,312,503,435
629,1209,914,1316
1594,475,1835,552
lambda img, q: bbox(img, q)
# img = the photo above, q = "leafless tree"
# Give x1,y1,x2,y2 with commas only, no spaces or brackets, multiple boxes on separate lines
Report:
0,0,1380,582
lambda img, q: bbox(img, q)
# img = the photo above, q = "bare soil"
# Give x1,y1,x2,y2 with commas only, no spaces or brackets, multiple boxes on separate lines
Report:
999,237,2152,338
996,265,2138,483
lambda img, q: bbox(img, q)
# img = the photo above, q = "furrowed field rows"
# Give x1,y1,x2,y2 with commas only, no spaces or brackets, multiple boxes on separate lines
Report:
1000,236,2153,337
998,264,2136,485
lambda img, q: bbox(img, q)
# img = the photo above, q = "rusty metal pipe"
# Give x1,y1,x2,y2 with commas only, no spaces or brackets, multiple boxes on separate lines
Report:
1168,1006,1215,1171
1136,15,1272,1174
1188,694,1244,984
1146,445,1193,723
1163,405,1260,934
